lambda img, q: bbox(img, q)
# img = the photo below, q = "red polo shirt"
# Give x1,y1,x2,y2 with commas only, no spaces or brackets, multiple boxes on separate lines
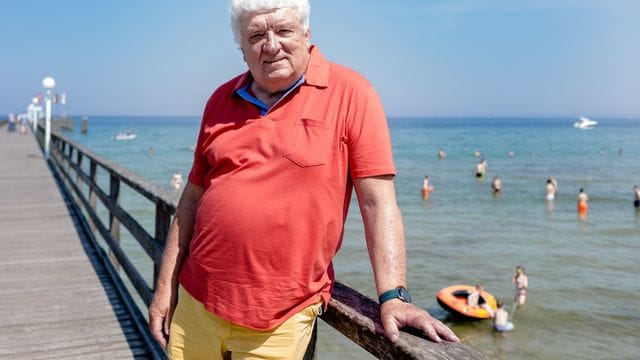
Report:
179,46,396,330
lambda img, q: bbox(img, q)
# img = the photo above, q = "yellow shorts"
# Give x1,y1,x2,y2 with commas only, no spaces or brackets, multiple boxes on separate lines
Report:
168,286,321,360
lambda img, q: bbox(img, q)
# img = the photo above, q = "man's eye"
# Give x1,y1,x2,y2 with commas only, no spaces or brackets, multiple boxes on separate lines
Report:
249,33,264,40
278,29,293,35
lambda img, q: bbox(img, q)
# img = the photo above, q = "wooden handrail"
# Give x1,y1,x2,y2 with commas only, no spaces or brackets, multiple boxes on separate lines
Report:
37,124,486,359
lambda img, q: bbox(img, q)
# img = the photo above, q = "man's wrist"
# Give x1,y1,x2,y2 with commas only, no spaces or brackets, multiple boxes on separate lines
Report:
378,286,412,305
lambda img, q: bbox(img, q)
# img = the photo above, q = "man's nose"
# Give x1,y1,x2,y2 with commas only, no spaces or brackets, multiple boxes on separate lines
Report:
263,31,279,53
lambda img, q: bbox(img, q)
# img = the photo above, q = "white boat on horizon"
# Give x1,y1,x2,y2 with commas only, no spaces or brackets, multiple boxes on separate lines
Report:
574,116,597,129
112,131,137,141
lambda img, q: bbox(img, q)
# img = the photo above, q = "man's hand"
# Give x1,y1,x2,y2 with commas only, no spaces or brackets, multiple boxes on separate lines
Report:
148,285,178,348
380,300,460,343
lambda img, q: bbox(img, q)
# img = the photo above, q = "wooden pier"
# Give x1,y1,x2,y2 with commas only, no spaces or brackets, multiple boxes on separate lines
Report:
0,127,164,359
0,122,486,359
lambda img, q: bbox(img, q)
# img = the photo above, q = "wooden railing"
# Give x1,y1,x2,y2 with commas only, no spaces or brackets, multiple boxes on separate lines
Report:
37,125,486,360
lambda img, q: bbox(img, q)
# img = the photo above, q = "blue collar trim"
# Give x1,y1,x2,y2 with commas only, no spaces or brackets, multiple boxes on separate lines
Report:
236,76,305,116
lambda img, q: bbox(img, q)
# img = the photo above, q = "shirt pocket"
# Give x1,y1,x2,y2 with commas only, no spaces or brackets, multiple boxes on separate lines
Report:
284,118,334,167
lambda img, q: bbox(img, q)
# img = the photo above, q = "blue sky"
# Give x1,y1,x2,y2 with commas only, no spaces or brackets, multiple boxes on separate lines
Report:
2,0,638,118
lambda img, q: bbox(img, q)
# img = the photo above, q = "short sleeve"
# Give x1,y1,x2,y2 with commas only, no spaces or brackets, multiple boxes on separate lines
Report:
188,101,213,187
346,86,396,179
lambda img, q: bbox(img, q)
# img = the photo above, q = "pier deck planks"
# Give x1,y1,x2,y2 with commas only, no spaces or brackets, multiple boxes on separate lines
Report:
0,128,151,359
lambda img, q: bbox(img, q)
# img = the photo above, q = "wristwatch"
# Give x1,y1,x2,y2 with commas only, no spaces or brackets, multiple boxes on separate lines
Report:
378,286,412,305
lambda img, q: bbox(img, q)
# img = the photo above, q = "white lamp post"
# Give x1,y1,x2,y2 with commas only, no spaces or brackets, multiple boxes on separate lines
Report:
42,76,55,159
29,97,38,132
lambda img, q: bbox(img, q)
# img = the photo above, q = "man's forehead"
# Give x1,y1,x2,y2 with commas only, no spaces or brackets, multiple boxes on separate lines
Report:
241,8,299,29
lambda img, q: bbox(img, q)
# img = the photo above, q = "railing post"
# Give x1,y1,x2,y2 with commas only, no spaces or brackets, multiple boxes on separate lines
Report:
88,160,98,234
153,203,171,289
75,150,84,204
53,136,62,164
61,141,70,186
109,173,121,270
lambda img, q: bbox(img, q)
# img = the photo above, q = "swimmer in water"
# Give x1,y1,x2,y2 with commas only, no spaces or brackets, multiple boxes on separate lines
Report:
492,300,515,332
171,171,184,190
634,185,640,208
475,159,487,178
512,266,528,306
491,176,502,193
422,175,434,200
492,300,514,332
578,188,588,216
437,148,446,160
546,178,557,201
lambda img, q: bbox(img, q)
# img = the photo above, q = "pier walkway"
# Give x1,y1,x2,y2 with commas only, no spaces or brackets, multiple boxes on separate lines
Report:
0,128,162,359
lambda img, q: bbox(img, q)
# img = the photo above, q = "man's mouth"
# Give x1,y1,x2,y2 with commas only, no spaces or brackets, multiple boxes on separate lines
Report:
265,58,284,64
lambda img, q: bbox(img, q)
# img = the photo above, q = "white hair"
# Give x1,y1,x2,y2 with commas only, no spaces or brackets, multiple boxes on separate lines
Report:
229,0,310,44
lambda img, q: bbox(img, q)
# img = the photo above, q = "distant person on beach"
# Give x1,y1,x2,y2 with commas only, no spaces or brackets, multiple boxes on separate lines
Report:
476,158,487,178
578,188,589,215
438,148,446,159
492,300,514,332
546,178,557,201
422,175,434,200
512,266,528,306
170,171,183,190
491,176,502,193
148,1,458,358
634,185,640,208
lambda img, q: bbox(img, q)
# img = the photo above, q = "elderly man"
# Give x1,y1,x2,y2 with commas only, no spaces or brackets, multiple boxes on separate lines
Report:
149,0,459,358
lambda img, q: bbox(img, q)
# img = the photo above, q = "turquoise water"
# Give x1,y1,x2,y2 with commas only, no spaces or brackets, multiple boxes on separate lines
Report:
66,116,640,359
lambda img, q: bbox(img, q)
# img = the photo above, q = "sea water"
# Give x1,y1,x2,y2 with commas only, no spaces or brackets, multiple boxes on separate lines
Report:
66,116,640,359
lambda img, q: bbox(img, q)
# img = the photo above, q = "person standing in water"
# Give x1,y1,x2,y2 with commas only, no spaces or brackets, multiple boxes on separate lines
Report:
546,178,557,201
422,175,434,200
492,300,514,332
634,185,640,209
437,148,446,160
578,188,588,215
170,171,184,190
475,159,487,178
512,266,528,306
491,176,502,193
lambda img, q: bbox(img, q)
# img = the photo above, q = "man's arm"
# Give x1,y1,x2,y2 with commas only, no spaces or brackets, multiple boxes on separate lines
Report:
354,175,459,343
149,182,204,347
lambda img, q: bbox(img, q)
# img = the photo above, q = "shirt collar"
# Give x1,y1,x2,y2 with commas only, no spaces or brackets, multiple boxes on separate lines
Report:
304,46,329,88
236,76,305,116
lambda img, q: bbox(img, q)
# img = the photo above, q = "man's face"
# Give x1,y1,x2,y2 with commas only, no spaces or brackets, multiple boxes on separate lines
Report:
239,8,310,94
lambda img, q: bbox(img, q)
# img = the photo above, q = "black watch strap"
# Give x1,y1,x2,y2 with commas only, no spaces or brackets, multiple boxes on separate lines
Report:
378,286,412,305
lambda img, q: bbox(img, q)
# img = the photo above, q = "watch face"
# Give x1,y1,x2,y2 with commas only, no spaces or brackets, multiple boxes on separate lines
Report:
399,287,412,303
